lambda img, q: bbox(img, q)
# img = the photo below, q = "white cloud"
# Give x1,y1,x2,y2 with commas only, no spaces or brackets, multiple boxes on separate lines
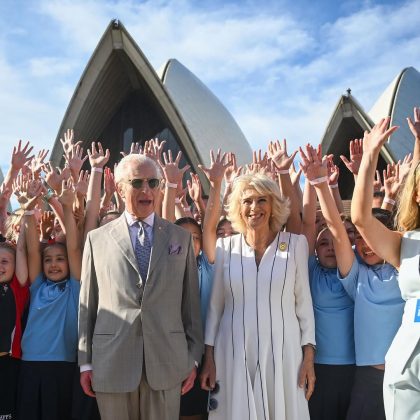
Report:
29,57,77,77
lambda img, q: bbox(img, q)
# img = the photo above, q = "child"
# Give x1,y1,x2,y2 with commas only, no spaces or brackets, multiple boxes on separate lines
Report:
17,179,81,420
300,149,355,420
0,235,29,420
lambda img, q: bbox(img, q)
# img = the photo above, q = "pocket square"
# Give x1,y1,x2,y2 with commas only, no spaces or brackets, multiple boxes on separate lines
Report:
168,243,182,255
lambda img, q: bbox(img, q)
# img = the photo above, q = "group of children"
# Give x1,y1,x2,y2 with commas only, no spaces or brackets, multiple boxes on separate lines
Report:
0,108,419,420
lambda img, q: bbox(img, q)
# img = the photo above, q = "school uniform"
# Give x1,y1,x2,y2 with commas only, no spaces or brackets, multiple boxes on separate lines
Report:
308,256,355,420
339,259,404,420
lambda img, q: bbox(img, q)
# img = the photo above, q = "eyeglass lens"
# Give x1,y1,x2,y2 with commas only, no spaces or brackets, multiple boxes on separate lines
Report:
130,179,160,189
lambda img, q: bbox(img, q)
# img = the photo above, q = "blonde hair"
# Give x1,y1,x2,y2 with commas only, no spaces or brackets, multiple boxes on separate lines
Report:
226,173,290,234
396,162,420,231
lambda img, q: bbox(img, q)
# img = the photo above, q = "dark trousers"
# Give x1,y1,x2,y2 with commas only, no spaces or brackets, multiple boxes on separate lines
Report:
17,361,76,420
309,363,355,420
0,355,20,419
346,366,385,420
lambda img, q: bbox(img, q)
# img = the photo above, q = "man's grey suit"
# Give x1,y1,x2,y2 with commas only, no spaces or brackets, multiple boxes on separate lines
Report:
78,213,203,394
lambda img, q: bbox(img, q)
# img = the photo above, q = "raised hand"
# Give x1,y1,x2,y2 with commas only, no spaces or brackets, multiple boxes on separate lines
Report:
224,152,242,184
87,142,110,168
103,167,116,197
326,155,340,185
40,211,55,240
407,107,420,140
17,176,43,210
289,163,302,186
252,149,269,170
58,178,76,208
65,144,88,177
299,144,327,182
187,173,202,203
11,140,33,170
340,138,363,175
75,170,90,197
398,153,412,180
30,149,49,174
158,150,190,184
144,138,166,164
268,139,298,171
373,170,384,193
43,162,63,194
60,129,82,155
363,117,398,154
383,163,402,198
120,142,142,157
198,149,231,186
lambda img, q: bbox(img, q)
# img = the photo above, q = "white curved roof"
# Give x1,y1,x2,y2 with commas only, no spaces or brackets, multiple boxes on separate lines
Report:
157,59,252,166
369,67,420,160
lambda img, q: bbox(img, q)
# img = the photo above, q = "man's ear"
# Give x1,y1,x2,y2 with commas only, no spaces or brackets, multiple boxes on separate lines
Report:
117,183,125,199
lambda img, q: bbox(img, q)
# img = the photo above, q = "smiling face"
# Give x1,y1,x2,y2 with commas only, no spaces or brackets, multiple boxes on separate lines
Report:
315,229,337,268
42,244,69,282
117,160,161,219
0,248,15,283
355,232,383,265
240,189,272,231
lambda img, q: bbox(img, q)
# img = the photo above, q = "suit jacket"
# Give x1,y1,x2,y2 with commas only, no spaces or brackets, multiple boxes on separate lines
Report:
78,214,203,392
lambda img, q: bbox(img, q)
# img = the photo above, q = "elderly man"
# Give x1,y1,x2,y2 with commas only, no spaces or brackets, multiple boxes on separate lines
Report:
78,154,203,420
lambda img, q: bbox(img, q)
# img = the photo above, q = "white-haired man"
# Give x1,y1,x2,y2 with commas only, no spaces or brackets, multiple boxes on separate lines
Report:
78,154,203,420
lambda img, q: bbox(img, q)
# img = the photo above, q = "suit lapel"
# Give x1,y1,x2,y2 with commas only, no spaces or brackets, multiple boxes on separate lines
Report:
109,214,140,277
148,215,169,278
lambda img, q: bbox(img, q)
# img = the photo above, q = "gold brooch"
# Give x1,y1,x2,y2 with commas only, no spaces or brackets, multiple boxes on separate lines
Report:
279,242,287,251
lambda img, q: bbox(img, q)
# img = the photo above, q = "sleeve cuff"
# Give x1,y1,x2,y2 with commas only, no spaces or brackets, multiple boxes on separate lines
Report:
80,364,93,373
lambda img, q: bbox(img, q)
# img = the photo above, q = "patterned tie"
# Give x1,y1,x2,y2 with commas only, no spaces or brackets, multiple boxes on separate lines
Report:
135,221,152,284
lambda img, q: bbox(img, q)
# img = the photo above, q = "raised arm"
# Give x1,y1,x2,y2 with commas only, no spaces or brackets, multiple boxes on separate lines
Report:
159,150,190,222
268,139,301,233
351,118,402,268
59,179,82,280
340,138,363,182
326,155,344,214
18,177,43,283
15,218,28,286
3,140,33,193
300,144,354,276
83,142,110,241
301,180,317,256
407,107,420,165
199,149,231,264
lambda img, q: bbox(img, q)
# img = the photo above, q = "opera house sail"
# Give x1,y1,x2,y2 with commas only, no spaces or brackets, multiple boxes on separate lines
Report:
50,20,252,192
321,67,420,199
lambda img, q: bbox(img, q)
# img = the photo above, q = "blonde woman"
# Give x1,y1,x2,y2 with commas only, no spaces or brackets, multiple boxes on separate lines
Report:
200,173,315,420
351,109,420,420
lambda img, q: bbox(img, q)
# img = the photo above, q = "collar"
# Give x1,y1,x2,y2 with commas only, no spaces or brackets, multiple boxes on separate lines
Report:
124,211,155,228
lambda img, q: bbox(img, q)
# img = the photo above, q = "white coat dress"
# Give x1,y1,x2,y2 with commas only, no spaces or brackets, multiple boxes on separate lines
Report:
205,232,315,420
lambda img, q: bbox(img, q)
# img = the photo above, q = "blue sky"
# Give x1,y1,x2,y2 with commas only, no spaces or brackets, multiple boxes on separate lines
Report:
1,0,419,179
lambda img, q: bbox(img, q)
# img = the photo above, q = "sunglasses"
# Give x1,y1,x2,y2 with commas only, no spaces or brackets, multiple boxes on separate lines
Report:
207,381,220,411
124,178,160,189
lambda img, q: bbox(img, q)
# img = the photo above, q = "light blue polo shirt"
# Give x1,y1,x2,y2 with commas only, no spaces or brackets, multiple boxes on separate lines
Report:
338,258,404,365
197,251,214,330
309,256,355,364
21,274,80,362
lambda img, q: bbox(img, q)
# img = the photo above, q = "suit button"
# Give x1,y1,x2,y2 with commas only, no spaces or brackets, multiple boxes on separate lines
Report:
136,282,142,289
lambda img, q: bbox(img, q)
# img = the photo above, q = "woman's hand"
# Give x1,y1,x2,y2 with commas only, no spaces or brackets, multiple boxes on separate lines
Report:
298,345,316,400
200,349,217,391
268,138,297,171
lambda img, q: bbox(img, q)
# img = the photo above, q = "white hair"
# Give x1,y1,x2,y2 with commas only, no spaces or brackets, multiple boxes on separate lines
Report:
114,154,161,184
